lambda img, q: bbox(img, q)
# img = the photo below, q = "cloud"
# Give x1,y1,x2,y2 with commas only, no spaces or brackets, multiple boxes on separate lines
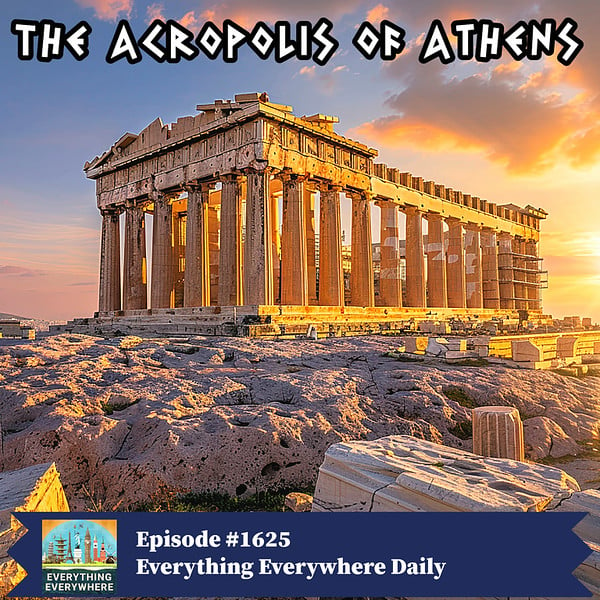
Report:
366,4,389,24
74,0,132,21
0,265,46,278
299,66,316,78
146,2,164,22
350,0,600,176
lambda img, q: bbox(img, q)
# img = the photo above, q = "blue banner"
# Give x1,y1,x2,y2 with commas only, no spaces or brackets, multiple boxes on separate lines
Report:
9,511,591,597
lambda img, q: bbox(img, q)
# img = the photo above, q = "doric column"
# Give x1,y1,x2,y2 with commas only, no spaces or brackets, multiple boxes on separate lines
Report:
525,239,540,311
481,228,500,309
318,184,344,306
426,213,447,308
99,208,121,313
123,202,147,310
513,237,527,310
218,174,243,306
281,174,308,305
446,217,466,308
498,232,515,309
465,224,483,309
244,168,273,305
305,184,318,305
350,192,374,307
184,184,211,308
151,193,175,309
208,200,220,306
270,182,281,304
378,201,402,307
404,207,426,307
172,206,186,308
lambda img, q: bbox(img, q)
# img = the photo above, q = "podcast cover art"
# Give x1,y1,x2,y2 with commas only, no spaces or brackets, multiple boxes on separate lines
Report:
41,519,117,596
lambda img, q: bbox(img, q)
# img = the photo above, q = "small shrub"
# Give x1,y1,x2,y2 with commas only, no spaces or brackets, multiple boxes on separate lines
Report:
442,386,477,408
449,420,473,440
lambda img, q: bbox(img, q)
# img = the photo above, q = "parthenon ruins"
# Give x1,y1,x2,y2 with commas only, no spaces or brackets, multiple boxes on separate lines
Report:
82,93,548,336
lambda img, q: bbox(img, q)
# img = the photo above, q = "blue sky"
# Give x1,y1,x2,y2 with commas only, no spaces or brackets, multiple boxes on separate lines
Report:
1,0,599,321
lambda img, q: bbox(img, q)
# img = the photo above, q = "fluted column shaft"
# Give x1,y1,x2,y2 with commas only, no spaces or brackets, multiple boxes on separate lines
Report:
525,239,540,310
244,169,273,305
405,207,426,307
481,228,500,309
379,202,402,307
426,213,447,308
498,232,515,309
151,193,175,309
218,175,243,306
465,224,483,308
123,203,147,310
281,175,308,305
318,186,344,306
446,218,466,308
305,185,318,305
184,184,211,307
99,209,121,313
350,192,374,307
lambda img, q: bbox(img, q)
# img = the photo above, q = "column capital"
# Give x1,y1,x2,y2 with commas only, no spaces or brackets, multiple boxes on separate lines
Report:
403,205,422,216
347,189,373,202
426,212,444,222
374,198,397,209
465,222,482,231
444,215,463,225
100,207,121,217
317,181,342,194
183,181,214,194
279,170,308,183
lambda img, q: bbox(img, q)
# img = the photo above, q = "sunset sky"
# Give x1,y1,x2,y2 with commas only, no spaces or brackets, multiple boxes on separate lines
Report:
0,0,599,321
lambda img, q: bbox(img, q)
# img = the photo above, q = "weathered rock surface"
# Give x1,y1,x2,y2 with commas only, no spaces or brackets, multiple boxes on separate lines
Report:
0,334,598,509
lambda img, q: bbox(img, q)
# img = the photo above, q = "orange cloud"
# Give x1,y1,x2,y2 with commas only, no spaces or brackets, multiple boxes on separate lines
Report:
74,0,132,21
366,4,389,24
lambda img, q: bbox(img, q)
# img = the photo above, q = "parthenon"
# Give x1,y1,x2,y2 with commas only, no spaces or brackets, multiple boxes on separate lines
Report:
83,93,548,337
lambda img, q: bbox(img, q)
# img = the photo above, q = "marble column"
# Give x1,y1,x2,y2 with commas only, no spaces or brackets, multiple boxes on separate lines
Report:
184,184,211,307
123,203,147,310
525,239,540,310
99,209,121,313
151,193,175,309
318,185,344,306
465,224,483,309
426,213,447,308
244,169,274,305
513,237,527,310
270,183,281,304
481,228,500,309
404,207,426,307
305,184,318,305
350,192,374,307
446,217,466,308
172,208,185,308
379,201,402,307
218,174,243,306
498,232,515,309
281,175,308,305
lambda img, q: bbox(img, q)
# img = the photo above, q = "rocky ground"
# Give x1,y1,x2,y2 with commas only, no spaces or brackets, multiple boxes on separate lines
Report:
0,333,599,510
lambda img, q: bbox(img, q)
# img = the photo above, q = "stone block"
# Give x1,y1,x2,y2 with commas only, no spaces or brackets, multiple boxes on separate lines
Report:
472,406,524,461
511,339,543,362
403,336,429,354
284,492,313,512
447,339,467,351
557,336,579,358
418,321,451,335
426,337,449,356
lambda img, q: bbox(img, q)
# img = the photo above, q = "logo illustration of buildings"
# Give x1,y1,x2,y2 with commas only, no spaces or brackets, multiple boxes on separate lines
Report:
42,520,117,567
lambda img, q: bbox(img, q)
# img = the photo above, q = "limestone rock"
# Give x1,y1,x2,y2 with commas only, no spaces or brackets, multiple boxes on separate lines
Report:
524,416,581,459
312,435,579,513
0,334,598,509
